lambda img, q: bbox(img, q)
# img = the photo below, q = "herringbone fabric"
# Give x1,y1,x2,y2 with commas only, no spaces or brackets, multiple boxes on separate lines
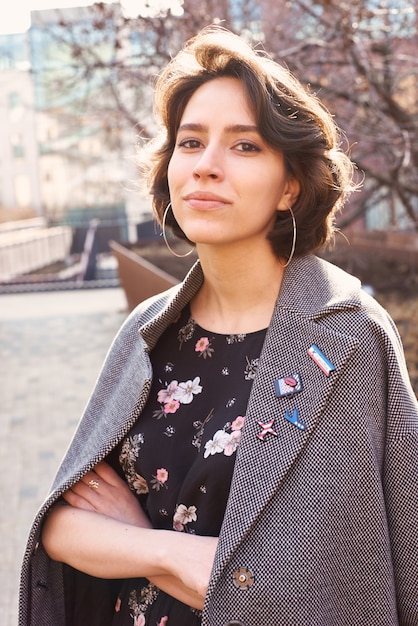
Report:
19,255,418,626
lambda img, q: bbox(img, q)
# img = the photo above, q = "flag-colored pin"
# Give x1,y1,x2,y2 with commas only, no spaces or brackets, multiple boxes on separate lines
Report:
307,344,335,376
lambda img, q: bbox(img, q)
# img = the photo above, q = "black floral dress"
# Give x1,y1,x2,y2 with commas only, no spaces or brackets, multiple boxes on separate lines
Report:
111,305,266,626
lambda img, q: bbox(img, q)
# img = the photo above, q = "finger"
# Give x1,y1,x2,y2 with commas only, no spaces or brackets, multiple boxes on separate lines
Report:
93,464,135,499
62,488,96,511
71,474,107,504
81,470,106,491
94,462,125,487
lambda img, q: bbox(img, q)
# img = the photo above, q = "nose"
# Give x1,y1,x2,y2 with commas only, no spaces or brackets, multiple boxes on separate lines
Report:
193,146,224,180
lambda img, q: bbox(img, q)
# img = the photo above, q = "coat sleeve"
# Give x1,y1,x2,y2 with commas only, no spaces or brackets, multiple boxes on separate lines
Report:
381,312,418,625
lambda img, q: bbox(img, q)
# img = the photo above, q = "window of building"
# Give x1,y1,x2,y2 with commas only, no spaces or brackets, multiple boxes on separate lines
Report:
8,91,25,122
12,144,25,159
8,92,20,109
11,134,25,159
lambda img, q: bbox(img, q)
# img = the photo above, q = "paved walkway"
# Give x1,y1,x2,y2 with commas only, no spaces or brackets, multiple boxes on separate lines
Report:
0,287,128,625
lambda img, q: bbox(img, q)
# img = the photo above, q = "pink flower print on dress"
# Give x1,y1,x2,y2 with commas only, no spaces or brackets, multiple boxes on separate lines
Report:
231,415,245,431
134,615,145,626
195,336,214,358
195,337,209,352
156,468,168,483
157,380,179,404
151,468,169,491
158,618,168,626
173,377,203,404
224,430,242,456
164,399,180,414
204,419,245,458
114,597,121,612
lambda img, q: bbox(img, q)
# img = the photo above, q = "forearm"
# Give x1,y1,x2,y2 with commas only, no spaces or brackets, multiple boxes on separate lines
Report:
43,504,169,579
42,502,218,601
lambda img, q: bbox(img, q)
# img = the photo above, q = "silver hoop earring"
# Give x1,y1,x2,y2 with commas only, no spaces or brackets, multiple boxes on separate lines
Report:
279,206,297,268
162,203,195,258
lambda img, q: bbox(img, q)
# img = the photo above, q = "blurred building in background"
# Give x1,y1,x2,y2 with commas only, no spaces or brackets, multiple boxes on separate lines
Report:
0,5,150,244
0,33,42,219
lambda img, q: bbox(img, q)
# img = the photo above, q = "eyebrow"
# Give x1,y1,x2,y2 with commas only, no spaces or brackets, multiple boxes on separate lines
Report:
177,123,259,134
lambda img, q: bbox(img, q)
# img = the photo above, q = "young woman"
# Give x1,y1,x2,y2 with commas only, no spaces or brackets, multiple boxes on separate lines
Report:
20,27,418,626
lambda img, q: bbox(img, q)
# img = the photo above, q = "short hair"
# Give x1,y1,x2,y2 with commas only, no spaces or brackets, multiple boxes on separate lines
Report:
140,26,358,259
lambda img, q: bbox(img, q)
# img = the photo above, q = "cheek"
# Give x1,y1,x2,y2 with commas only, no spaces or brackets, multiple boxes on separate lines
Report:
168,150,195,191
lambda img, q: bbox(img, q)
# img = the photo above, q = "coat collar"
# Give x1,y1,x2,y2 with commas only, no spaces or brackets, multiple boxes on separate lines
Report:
139,261,204,350
277,253,361,316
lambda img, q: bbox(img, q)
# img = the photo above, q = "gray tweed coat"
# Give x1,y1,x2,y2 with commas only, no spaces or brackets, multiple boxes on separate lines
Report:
19,255,418,626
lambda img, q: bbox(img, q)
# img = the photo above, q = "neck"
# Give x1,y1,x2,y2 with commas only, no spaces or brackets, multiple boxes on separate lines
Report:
191,243,285,334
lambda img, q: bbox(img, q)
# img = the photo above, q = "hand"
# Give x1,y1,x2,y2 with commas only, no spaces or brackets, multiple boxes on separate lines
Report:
63,461,150,527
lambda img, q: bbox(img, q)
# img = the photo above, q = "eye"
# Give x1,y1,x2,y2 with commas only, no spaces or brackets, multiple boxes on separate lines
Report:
177,139,202,149
235,141,261,153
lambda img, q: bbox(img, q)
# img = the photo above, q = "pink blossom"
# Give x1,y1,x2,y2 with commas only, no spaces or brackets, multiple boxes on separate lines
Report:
114,597,121,612
164,399,180,414
157,380,179,404
156,468,168,483
134,615,145,626
231,415,245,431
224,430,242,456
195,337,209,352
158,618,169,626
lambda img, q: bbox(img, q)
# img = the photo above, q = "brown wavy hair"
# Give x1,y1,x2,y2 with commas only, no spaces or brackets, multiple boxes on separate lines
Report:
140,26,358,259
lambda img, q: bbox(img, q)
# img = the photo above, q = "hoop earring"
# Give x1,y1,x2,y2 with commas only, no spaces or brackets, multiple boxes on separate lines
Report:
162,203,195,258
279,206,297,268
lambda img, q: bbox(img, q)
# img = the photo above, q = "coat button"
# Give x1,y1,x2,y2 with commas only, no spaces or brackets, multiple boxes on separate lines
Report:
232,566,255,590
224,622,246,626
36,580,49,590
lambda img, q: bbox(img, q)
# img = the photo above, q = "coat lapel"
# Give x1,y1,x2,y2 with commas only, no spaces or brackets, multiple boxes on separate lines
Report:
210,255,361,576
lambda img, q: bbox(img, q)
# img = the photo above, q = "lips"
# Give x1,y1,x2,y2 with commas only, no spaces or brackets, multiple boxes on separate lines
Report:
183,191,230,210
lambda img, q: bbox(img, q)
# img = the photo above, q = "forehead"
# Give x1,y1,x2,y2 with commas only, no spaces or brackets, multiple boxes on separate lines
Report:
180,76,256,125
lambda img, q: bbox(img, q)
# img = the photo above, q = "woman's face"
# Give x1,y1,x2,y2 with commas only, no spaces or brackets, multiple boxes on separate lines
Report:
167,76,299,254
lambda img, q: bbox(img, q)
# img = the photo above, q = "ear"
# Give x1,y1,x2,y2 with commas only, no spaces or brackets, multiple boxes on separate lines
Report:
277,176,300,212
